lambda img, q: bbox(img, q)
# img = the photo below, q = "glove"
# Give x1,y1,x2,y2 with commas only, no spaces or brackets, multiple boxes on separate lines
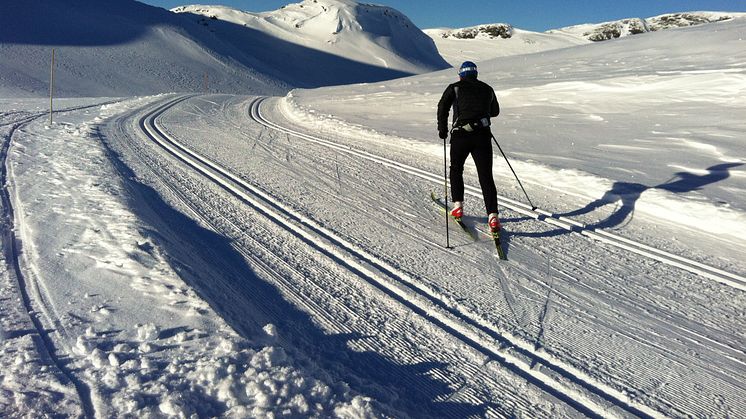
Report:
438,130,448,140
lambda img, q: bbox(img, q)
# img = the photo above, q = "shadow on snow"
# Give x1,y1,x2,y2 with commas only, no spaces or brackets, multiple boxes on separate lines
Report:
505,162,743,239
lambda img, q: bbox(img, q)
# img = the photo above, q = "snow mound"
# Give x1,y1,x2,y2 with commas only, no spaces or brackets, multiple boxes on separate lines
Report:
173,1,449,86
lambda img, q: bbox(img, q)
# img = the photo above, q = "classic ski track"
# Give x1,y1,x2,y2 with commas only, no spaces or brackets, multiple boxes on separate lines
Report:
137,95,672,419
251,97,746,292
252,94,746,348
250,96,746,416
119,96,556,418
172,95,746,417
139,98,567,418
0,100,123,419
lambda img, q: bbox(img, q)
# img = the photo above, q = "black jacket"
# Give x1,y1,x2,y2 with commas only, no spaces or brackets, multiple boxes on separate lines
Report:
437,77,499,133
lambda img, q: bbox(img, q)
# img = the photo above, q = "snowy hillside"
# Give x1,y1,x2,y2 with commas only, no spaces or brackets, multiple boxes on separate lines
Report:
0,0,286,97
426,11,746,65
0,0,447,97
173,1,449,86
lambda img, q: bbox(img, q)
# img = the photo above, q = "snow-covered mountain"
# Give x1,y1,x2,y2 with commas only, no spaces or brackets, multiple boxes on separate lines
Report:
173,0,449,83
552,11,746,41
425,24,588,66
426,11,746,66
0,0,448,97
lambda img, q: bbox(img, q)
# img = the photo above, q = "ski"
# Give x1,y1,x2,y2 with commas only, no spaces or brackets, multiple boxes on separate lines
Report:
491,229,508,260
430,192,477,241
477,226,508,261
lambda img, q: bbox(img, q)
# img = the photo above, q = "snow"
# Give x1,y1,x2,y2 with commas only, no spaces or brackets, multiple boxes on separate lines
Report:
1,2,746,418
425,26,590,66
286,17,746,247
0,97,379,417
0,0,287,97
552,11,746,42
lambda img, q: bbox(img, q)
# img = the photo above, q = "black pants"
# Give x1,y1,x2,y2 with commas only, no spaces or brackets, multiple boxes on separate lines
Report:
449,129,498,214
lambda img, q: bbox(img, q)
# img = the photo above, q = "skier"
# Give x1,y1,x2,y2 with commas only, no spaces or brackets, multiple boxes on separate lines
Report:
437,61,501,234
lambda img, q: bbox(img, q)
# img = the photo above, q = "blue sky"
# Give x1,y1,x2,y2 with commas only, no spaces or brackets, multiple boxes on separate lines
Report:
141,0,746,31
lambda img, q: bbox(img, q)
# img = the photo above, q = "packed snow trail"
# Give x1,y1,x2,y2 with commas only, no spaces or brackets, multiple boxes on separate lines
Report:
5,94,742,417
99,94,744,417
251,97,746,291
130,94,615,417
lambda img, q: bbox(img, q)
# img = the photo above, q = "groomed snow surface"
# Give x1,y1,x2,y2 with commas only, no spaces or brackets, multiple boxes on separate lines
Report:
1,4,746,419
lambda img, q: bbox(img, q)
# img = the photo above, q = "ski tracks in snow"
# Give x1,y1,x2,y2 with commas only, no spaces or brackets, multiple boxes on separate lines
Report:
248,95,746,418
0,103,120,418
64,93,745,418
132,94,678,418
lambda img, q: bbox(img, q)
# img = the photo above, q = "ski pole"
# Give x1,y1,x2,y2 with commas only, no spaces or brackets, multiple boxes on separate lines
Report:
491,134,537,211
443,136,451,248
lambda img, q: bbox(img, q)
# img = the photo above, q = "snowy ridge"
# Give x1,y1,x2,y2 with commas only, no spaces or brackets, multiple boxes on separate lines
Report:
424,25,589,66
0,0,447,97
0,0,285,97
551,11,746,42
426,11,746,65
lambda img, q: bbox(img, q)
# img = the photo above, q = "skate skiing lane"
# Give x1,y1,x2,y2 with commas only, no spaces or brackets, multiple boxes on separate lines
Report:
136,94,674,418
249,96,746,292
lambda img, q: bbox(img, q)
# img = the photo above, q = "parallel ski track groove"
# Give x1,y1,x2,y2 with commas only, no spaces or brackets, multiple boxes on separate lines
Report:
252,97,746,292
131,97,507,418
0,101,122,419
143,95,667,418
251,97,746,418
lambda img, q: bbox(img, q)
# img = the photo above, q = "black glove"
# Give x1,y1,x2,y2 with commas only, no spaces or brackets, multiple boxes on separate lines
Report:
438,130,448,140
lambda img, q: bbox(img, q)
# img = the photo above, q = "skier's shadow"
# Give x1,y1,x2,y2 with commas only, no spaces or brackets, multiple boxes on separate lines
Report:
508,162,742,239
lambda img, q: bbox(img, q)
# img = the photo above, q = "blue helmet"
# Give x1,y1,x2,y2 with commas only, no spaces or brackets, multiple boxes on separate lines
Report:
458,61,478,78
